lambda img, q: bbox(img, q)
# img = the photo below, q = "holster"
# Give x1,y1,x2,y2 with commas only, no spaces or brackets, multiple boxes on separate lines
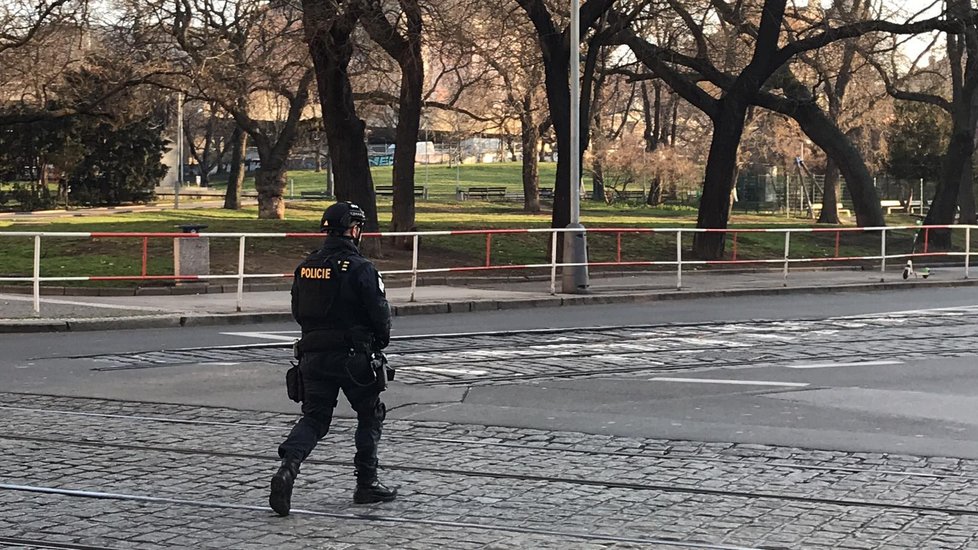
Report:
371,352,395,393
286,362,304,403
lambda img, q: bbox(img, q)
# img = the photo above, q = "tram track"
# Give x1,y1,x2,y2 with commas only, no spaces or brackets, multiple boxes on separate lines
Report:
0,487,763,550
0,312,978,550
18,311,976,386
0,537,121,550
49,311,978,366
1,403,972,482
3,433,977,518
66,329,978,388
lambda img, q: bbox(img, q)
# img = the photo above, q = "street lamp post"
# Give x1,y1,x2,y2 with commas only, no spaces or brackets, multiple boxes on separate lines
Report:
175,92,183,210
562,0,590,293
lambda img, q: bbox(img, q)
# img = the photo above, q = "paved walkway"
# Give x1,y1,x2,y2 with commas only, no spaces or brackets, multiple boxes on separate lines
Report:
1,265,975,331
0,197,258,221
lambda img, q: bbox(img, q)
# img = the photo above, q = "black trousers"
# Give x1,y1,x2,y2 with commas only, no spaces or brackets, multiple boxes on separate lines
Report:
277,350,386,482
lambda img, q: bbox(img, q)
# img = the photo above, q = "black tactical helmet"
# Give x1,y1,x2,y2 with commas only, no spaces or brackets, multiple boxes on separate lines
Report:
320,201,366,233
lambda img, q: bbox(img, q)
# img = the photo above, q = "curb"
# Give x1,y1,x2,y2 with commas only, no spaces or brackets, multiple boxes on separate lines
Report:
2,277,975,333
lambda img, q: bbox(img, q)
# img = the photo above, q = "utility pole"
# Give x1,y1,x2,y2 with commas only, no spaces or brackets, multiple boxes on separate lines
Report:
562,0,590,293
175,92,183,210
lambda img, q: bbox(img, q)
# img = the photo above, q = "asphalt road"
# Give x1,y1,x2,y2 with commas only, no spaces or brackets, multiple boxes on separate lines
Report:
4,285,978,459
6,286,978,548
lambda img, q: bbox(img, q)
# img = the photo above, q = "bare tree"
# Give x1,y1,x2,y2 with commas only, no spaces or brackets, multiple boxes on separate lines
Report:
155,0,315,218
181,99,233,188
871,0,978,245
361,0,423,240
302,0,380,234
460,1,548,212
515,0,617,240
0,0,178,125
0,0,75,54
615,0,952,258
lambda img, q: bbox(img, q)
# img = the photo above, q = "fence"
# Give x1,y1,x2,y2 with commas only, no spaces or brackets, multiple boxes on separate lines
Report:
0,225,975,314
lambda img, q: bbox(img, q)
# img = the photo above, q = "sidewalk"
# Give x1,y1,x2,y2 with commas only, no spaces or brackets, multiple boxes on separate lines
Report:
0,197,258,221
2,265,974,332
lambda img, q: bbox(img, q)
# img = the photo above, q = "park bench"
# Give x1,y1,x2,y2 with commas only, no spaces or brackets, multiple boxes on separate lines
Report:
463,186,508,200
299,191,332,200
811,203,852,216
609,189,647,203
375,185,429,199
507,187,552,202
880,199,923,215
154,189,257,199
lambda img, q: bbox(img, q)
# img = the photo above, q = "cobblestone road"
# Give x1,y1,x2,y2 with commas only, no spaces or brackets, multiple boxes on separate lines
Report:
3,392,978,549
81,305,978,386
6,306,978,548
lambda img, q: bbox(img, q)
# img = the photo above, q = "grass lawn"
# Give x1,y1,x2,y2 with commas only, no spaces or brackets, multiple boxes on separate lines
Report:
0,165,953,285
223,163,558,199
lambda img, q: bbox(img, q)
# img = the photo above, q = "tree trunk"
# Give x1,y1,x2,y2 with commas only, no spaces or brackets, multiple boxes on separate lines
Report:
817,159,841,224
223,126,246,210
693,97,749,259
923,115,973,247
389,47,424,242
924,3,978,248
668,95,679,146
958,159,977,224
303,0,379,236
753,85,885,227
646,176,662,205
255,163,286,219
520,110,541,213
320,71,378,233
542,42,572,235
641,81,661,152
592,157,605,203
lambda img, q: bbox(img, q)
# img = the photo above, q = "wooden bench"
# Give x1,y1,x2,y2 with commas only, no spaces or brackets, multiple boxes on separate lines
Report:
464,186,508,200
540,187,554,199
610,190,646,202
811,203,852,216
881,199,923,214
154,190,257,199
375,185,428,199
299,191,333,200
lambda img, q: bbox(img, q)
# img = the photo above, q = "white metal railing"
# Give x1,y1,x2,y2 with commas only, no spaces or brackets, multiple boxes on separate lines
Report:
0,224,974,314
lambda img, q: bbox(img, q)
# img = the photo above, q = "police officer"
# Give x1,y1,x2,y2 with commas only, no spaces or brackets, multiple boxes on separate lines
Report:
269,201,396,516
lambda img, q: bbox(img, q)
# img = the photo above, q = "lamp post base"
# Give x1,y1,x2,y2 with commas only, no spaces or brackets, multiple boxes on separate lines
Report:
561,223,590,294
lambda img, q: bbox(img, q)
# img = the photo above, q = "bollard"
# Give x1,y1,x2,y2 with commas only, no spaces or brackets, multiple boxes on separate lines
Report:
174,224,210,283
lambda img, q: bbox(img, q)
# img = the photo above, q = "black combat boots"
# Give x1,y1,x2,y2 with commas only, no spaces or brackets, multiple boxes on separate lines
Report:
353,443,395,503
353,478,398,504
269,458,301,516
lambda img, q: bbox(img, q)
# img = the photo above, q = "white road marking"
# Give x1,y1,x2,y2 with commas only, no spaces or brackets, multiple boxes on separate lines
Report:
836,304,978,319
784,360,903,369
399,366,488,375
649,377,809,387
219,331,298,341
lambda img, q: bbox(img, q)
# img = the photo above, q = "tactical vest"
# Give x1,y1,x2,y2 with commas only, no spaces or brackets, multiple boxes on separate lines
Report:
292,247,370,351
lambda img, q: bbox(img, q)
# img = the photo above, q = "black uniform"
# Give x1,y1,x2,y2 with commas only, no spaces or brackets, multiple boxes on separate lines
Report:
273,234,393,510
